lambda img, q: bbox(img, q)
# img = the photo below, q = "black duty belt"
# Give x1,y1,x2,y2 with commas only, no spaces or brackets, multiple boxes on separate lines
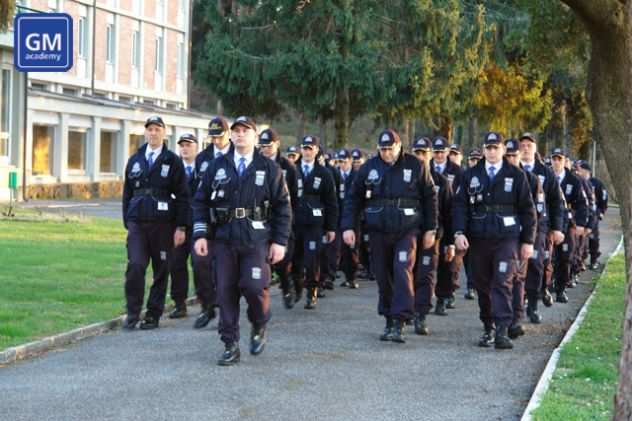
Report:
475,204,516,213
214,207,267,220
302,194,321,200
367,198,420,208
133,188,169,197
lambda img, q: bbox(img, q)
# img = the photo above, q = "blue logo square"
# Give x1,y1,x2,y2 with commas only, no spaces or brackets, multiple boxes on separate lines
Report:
14,13,73,72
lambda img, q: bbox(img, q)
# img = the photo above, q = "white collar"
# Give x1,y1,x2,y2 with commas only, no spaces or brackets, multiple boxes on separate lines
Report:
146,144,163,160
520,160,535,171
216,144,231,156
302,161,315,171
485,160,502,173
556,169,566,181
234,150,254,167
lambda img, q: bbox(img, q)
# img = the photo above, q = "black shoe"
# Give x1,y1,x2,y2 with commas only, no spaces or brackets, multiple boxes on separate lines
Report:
478,327,496,347
339,280,349,288
283,293,294,309
324,279,335,290
304,289,317,309
590,262,600,271
414,314,429,335
250,326,267,355
348,279,359,289
556,292,569,303
464,288,476,300
217,343,240,366
542,290,554,307
567,279,577,288
168,305,187,319
123,315,139,330
527,304,542,324
508,324,525,339
194,307,216,329
434,298,447,316
140,316,159,330
495,327,514,350
446,294,456,309
391,319,406,343
380,318,394,341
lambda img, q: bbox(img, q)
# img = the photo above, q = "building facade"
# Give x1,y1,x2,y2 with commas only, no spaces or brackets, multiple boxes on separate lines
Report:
0,0,215,201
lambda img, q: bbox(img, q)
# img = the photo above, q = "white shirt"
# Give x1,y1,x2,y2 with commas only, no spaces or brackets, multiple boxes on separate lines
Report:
301,161,315,175
556,169,566,185
485,160,503,175
434,162,445,174
234,150,254,170
215,144,231,157
520,160,535,172
145,144,163,163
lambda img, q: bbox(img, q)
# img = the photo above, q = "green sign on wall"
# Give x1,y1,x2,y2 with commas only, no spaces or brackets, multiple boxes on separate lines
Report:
8,171,17,189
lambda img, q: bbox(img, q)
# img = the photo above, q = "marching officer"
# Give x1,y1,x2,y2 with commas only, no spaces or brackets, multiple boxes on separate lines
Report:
588,166,608,269
431,136,464,313
449,144,464,167
411,136,453,335
192,116,291,366
122,115,189,330
549,148,589,303
453,132,536,350
463,148,482,299
574,160,597,277
467,148,482,169
190,116,234,329
292,135,338,309
320,149,343,291
336,149,360,289
167,133,199,319
258,128,300,308
342,129,437,343
351,148,365,172
285,145,300,165
517,133,565,318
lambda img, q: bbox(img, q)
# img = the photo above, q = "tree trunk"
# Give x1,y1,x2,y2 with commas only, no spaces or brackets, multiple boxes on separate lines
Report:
334,87,350,149
561,1,632,419
296,112,306,144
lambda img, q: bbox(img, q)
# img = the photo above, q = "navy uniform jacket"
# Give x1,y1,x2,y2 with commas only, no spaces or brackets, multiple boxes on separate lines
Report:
430,168,453,243
578,175,597,229
294,159,338,232
452,158,536,244
194,142,235,194
530,160,565,232
557,170,589,228
337,167,357,226
341,152,438,235
274,152,299,218
122,143,189,228
590,177,608,216
192,149,291,247
522,166,547,233
430,158,463,192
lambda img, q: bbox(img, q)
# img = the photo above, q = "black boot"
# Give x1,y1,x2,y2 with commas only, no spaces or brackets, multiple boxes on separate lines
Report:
391,319,406,343
556,291,569,303
304,288,317,309
283,292,294,309
446,294,456,309
194,306,216,329
542,289,554,307
464,288,476,300
508,323,525,339
478,325,495,347
414,313,429,335
527,292,543,324
217,343,240,366
169,303,187,319
494,326,514,350
250,325,267,355
434,298,447,316
380,318,394,341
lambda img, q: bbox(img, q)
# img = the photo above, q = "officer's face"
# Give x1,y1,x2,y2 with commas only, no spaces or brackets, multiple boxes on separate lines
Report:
178,141,197,161
433,150,447,164
287,153,298,164
259,141,279,159
413,149,430,163
231,125,256,152
551,156,565,172
468,158,479,167
145,124,165,148
519,140,536,161
449,151,462,166
301,146,317,162
352,159,363,171
212,133,231,150
484,144,504,164
339,158,352,172
505,153,519,167
379,142,401,164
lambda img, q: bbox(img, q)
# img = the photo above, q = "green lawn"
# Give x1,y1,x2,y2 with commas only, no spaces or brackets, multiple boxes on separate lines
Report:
0,208,131,350
532,253,626,420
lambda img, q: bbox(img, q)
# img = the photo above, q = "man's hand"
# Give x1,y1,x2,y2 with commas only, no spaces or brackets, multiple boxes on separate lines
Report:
550,230,565,245
521,243,534,261
326,231,336,243
174,230,186,247
576,226,585,236
343,230,356,247
194,238,208,256
268,243,286,265
445,245,455,262
423,231,436,249
455,234,469,251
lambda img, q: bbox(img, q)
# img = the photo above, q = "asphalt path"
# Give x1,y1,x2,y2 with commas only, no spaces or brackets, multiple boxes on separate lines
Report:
0,205,621,421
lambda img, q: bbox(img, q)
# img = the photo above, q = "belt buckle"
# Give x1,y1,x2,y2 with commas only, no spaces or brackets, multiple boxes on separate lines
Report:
235,208,246,219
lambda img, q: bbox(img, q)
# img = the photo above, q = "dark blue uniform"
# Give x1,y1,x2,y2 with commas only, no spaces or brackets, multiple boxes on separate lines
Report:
337,166,360,287
122,142,189,325
574,175,596,276
320,161,342,290
342,138,437,341
452,156,536,342
589,176,608,266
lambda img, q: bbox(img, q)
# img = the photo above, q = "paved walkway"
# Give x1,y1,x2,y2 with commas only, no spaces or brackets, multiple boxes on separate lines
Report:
0,207,621,421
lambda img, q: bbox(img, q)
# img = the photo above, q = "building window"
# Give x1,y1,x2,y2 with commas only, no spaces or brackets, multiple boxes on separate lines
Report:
32,125,55,176
176,39,185,79
154,34,164,74
78,16,88,59
106,24,116,64
0,69,11,161
132,30,141,68
100,131,117,173
156,0,164,22
132,0,142,15
68,129,88,171
63,87,78,96
129,134,145,156
48,0,58,12
177,0,185,27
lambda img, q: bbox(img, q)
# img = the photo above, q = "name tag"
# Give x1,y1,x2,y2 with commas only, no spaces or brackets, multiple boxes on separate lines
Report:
252,221,265,230
313,177,322,189
538,175,546,187
566,184,573,195
363,234,369,241
447,174,455,185
217,190,225,198
298,179,303,188
499,261,508,273
398,251,407,262
339,192,345,200
255,170,265,186
403,169,412,183
422,256,431,266
504,178,513,193
365,190,372,199
313,209,322,217
503,216,516,227
298,189,303,197
160,164,170,178
403,208,415,216
158,202,168,211
322,235,328,244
